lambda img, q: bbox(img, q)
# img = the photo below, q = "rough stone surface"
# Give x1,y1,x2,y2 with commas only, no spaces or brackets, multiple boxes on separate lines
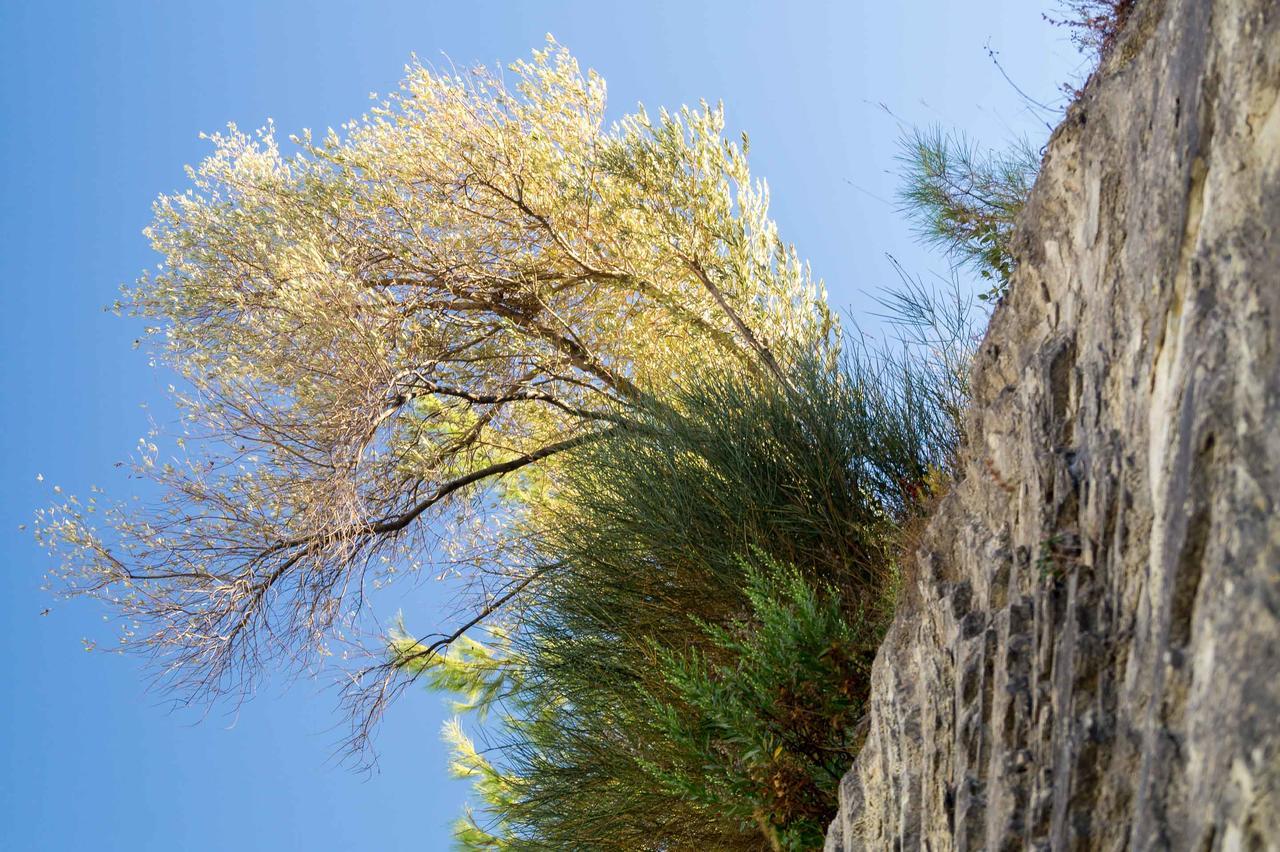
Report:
825,0,1280,848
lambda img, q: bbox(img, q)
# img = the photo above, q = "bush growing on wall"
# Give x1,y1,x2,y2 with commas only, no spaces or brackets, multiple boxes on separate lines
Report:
405,349,962,849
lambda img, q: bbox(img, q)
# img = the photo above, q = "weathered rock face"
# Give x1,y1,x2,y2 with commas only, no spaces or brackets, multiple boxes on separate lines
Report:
825,1,1280,848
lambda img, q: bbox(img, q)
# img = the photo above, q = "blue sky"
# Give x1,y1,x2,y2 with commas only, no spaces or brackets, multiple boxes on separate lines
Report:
0,2,1081,849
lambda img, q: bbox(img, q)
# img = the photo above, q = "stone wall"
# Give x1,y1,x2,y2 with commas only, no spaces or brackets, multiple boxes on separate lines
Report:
825,0,1280,848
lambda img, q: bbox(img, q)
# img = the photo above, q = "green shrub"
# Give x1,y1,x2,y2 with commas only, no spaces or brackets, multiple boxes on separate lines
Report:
404,351,958,850
647,555,884,851
896,127,1039,301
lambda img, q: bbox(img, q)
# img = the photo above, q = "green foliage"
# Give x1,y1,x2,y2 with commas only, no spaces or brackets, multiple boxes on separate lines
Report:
896,127,1039,301
647,556,884,851
869,262,985,463
405,350,959,850
894,3,1130,309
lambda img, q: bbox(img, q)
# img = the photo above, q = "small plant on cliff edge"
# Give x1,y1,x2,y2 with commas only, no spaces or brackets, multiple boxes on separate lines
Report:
894,0,1142,302
1046,0,1137,60
896,127,1040,302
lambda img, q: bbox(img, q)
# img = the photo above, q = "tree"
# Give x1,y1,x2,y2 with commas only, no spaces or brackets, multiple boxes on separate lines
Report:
36,39,835,755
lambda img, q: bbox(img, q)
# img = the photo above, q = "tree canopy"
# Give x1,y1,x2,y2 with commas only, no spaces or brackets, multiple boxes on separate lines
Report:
37,39,837,749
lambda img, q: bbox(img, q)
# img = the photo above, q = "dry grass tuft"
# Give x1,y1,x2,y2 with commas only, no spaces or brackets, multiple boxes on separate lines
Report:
1046,0,1138,61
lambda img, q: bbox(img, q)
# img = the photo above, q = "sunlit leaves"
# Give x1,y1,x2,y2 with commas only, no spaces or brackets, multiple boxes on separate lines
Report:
38,38,837,755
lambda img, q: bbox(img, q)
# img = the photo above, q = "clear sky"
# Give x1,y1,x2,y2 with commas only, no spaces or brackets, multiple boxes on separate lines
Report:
0,2,1081,849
